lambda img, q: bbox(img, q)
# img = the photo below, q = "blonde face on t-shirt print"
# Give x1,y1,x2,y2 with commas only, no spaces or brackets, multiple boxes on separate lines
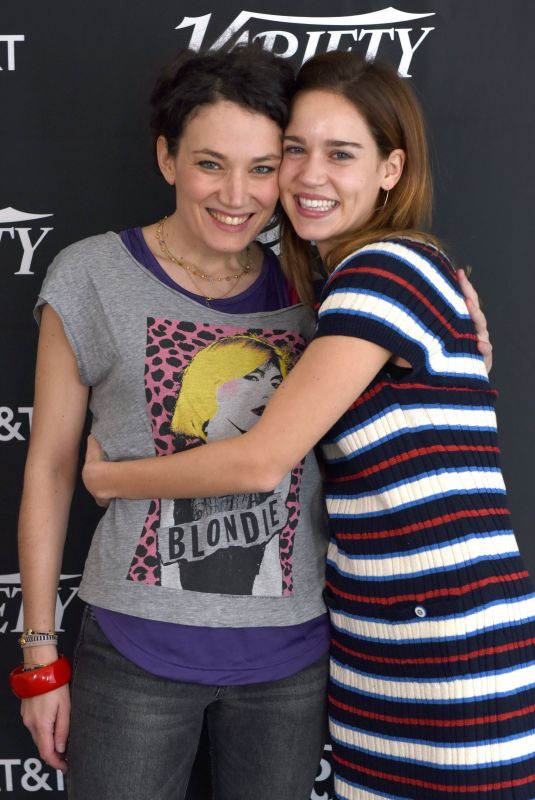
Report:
157,334,294,596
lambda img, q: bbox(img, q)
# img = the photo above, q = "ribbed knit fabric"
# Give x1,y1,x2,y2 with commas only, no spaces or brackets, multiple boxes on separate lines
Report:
314,239,535,799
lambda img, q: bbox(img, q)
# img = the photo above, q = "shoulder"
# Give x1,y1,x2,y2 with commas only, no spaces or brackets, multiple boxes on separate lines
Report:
44,232,126,286
330,238,455,282
318,236,470,329
323,237,460,303
52,231,122,268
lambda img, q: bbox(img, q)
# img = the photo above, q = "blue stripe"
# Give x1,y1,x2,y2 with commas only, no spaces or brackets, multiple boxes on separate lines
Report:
332,243,470,319
327,548,520,583
332,655,535,689
329,726,535,770
323,285,467,329
329,595,535,644
327,467,505,519
324,420,497,463
330,466,503,502
335,775,417,800
330,666,535,707
328,489,506,520
332,715,535,752
319,305,485,379
327,401,496,445
333,529,515,562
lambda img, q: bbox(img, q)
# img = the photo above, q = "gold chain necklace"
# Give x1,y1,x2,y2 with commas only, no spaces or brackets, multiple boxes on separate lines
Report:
185,267,244,305
155,216,251,285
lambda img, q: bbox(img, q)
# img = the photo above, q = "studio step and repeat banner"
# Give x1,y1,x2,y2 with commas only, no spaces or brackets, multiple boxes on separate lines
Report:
2,1,535,797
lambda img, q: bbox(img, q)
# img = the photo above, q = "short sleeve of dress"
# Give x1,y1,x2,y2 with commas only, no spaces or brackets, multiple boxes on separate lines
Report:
314,239,486,381
34,236,114,386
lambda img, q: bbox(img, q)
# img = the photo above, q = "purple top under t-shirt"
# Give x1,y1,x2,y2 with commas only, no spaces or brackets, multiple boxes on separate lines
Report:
93,227,329,685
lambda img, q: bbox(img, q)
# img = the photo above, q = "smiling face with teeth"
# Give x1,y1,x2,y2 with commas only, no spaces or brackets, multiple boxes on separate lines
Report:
157,100,282,262
279,90,404,258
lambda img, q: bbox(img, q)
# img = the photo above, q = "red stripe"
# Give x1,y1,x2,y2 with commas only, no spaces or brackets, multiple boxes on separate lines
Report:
333,751,535,793
331,264,477,342
326,571,528,605
332,633,535,670
414,240,457,276
337,507,510,540
350,379,497,411
333,444,500,482
329,692,535,729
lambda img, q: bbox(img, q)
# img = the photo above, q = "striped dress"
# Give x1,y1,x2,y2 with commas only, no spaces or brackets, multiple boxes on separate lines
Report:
314,238,535,800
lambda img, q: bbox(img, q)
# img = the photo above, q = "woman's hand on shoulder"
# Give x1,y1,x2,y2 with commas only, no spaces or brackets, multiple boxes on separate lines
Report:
457,268,493,373
21,684,70,774
82,435,111,508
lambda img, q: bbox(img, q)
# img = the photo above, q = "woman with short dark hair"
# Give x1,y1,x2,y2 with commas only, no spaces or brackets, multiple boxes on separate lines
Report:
16,48,330,800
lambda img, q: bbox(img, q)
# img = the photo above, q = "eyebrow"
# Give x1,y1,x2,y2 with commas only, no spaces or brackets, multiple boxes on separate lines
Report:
192,149,281,162
283,135,363,149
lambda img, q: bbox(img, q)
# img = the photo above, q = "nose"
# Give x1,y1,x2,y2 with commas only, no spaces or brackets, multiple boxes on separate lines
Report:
295,152,327,188
219,170,249,209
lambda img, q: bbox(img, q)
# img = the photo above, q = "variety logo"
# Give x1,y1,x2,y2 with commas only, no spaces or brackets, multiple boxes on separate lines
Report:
0,573,81,634
0,207,54,276
0,34,24,71
0,758,64,792
0,406,33,442
175,7,436,76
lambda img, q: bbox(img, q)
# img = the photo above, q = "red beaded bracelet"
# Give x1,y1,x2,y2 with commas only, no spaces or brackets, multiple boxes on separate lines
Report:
9,656,72,699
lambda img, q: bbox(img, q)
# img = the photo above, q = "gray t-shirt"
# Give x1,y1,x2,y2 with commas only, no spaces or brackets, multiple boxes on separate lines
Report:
36,233,329,627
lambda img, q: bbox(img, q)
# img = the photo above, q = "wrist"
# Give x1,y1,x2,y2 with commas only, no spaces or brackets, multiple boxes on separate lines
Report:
23,644,58,665
83,459,115,504
10,655,72,698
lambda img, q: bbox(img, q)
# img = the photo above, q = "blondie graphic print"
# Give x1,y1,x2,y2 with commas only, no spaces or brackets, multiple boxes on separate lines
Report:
127,318,307,596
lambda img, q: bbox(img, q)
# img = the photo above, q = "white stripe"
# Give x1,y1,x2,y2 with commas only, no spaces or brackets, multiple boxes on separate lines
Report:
335,777,398,800
323,404,497,461
319,291,487,379
330,719,535,767
329,595,535,644
329,532,519,580
335,240,468,317
326,468,506,518
331,656,535,704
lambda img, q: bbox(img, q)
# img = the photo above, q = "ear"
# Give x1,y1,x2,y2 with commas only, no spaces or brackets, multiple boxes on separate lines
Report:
156,135,176,186
382,148,406,191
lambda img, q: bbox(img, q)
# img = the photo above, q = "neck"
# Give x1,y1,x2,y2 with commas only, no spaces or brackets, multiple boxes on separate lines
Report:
161,213,250,277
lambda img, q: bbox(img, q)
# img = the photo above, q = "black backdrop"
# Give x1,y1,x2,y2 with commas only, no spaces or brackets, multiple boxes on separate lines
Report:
2,1,535,797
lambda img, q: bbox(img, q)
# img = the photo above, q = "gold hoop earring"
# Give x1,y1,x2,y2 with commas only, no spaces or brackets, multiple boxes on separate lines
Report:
381,189,390,208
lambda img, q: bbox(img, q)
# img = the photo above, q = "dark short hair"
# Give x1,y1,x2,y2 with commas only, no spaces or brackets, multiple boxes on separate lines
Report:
150,47,295,156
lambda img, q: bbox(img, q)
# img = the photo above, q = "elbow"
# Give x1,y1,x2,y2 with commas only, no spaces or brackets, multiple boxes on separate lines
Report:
230,430,290,494
240,454,287,495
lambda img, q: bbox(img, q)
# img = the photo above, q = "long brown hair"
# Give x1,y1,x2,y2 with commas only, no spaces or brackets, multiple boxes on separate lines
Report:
280,51,439,305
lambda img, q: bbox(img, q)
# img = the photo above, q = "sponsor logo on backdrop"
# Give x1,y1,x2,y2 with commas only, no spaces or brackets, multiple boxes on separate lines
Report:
0,35,24,71
0,574,81,634
0,207,54,276
312,744,334,800
0,406,32,442
0,759,64,792
175,7,436,76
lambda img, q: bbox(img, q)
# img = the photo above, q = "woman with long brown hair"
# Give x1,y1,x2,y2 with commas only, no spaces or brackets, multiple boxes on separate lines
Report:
85,51,534,800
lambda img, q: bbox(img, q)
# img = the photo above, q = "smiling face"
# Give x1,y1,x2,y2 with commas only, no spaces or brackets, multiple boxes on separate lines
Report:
279,90,404,257
204,358,283,441
158,100,282,257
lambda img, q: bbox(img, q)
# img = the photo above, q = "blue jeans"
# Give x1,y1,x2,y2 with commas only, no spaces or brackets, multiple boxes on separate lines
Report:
67,608,328,800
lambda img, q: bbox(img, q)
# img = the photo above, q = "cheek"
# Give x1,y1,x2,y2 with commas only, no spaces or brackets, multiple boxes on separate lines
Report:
217,379,241,399
278,160,293,193
257,177,280,211
176,168,214,205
